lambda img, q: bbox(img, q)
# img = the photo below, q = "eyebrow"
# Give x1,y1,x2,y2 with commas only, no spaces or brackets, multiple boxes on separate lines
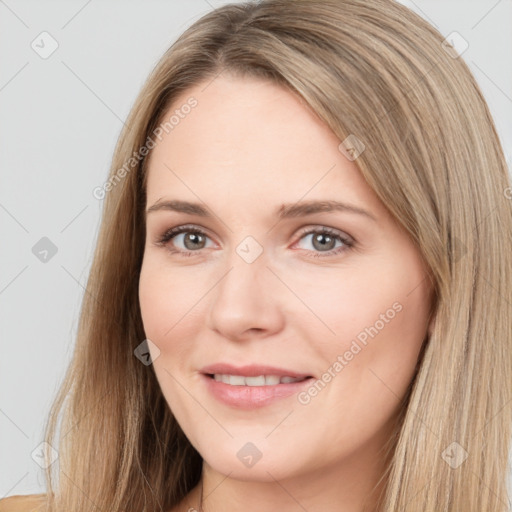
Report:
145,199,377,222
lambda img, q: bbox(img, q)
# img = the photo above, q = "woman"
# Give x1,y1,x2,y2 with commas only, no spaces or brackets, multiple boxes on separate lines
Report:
2,0,511,510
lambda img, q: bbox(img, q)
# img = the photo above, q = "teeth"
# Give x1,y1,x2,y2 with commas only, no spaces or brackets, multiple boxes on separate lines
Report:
212,374,307,386
264,375,280,386
246,376,266,386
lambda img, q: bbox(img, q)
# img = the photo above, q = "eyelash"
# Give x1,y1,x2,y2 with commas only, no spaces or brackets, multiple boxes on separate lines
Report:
155,224,355,259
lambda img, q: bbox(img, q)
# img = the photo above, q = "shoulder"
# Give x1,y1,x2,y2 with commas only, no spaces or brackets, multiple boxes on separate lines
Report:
0,494,46,512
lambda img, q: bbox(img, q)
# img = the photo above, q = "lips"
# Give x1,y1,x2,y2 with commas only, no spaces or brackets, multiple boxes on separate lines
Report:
199,363,315,408
201,373,314,409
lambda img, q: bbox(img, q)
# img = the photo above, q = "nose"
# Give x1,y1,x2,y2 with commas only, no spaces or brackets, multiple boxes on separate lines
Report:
206,249,286,342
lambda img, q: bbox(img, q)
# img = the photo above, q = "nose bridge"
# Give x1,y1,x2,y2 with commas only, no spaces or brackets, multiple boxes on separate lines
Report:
234,234,266,267
219,234,270,299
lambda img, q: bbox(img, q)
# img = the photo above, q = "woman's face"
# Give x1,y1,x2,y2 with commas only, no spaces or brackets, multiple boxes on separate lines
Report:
139,73,434,483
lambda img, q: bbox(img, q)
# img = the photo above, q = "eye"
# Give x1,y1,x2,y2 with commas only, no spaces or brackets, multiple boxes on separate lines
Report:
154,224,355,258
293,226,354,258
155,224,214,256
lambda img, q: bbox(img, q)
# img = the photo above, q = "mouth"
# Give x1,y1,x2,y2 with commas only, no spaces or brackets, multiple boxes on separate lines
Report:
199,363,315,408
201,372,315,409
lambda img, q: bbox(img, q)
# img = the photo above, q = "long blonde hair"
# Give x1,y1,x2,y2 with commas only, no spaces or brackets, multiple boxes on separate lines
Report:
42,1,512,510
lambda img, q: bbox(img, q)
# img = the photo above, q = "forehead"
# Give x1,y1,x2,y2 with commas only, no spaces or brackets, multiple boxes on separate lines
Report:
145,74,387,222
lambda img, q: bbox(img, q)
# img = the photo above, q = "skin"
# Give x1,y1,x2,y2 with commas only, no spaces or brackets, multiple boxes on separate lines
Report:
138,72,435,512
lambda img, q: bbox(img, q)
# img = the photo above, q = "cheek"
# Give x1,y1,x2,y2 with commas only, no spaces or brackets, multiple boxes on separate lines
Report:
138,260,206,412
139,264,170,341
279,259,427,351
292,259,429,406
138,260,204,372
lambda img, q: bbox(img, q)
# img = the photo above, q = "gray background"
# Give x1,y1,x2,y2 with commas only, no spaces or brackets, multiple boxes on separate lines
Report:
1,0,511,498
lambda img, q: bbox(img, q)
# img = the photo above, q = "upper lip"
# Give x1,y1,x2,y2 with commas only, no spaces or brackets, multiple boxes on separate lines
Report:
200,363,313,379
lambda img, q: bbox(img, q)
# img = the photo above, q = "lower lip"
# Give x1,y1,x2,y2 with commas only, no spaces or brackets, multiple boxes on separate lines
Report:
201,374,314,409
